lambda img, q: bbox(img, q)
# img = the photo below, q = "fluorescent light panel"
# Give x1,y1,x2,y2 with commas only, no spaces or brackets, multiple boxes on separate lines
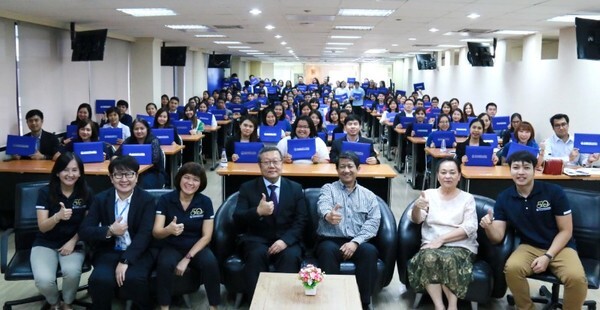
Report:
214,41,241,44
117,8,176,17
338,9,395,17
228,46,251,49
195,34,226,38
166,25,208,30
326,42,353,46
548,14,600,22
467,13,480,19
429,28,439,32
438,44,462,48
330,35,362,39
495,30,536,35
364,49,387,54
325,47,347,50
246,52,264,55
265,25,275,30
334,26,373,31
240,50,259,52
249,9,262,15
460,38,493,43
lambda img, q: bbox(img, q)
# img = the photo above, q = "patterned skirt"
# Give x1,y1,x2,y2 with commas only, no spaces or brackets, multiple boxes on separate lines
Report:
408,246,475,299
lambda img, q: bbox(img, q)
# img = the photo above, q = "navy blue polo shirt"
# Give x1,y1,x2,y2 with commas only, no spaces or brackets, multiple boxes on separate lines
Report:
156,190,214,251
34,185,92,249
494,181,576,250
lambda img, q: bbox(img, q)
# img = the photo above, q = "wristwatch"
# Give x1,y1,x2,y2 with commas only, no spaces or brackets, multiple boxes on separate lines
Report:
185,253,193,260
543,253,553,261
119,258,129,265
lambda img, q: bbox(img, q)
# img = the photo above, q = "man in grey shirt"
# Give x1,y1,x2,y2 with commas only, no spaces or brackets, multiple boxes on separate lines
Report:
316,151,381,310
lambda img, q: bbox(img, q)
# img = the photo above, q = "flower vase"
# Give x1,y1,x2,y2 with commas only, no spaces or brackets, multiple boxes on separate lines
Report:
304,286,317,296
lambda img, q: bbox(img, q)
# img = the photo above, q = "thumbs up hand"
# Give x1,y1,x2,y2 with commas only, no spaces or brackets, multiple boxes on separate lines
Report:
480,209,494,229
56,202,73,221
257,193,275,216
168,216,185,236
111,216,128,236
326,204,343,225
415,192,429,213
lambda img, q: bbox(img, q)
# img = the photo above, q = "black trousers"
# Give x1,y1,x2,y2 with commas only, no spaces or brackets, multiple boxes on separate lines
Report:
316,237,378,305
241,240,303,299
156,245,221,306
88,250,156,310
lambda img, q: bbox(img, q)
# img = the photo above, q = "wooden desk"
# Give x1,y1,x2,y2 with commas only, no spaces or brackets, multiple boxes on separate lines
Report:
180,133,204,165
161,144,185,187
394,128,406,173
217,163,397,203
250,272,361,310
460,165,600,198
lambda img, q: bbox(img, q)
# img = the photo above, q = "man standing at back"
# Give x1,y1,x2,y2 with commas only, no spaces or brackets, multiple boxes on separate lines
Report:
233,146,307,300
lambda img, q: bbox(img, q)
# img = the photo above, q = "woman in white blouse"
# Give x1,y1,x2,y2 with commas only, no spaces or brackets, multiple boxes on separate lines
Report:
277,115,329,164
408,158,479,310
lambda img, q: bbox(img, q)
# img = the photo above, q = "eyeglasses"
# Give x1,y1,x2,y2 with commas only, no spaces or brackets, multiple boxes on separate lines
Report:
260,160,282,167
112,171,136,180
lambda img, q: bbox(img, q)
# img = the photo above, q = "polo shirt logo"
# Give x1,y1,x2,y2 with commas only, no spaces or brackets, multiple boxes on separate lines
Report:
190,208,204,218
72,199,86,209
536,200,551,212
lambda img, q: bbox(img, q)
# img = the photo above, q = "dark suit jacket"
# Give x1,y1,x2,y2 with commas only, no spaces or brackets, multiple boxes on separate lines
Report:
23,130,59,159
79,187,155,264
233,177,307,247
329,136,380,164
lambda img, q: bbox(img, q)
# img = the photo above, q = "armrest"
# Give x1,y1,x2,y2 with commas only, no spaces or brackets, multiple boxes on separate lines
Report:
372,198,398,287
1,228,15,273
397,203,422,285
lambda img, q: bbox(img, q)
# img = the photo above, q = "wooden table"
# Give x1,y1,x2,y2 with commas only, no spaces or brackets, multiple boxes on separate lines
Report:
250,272,361,310
460,165,600,198
180,133,203,165
217,163,397,203
394,128,406,173
161,144,185,187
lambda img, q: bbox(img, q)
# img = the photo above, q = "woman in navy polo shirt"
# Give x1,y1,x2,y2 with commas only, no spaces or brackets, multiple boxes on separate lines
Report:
31,152,92,310
153,162,220,310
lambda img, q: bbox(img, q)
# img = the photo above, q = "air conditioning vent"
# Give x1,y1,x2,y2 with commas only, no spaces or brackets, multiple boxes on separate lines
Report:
412,44,436,47
456,28,497,34
213,25,243,29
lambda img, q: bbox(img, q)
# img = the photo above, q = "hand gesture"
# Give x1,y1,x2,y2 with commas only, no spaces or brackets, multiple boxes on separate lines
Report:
492,154,499,165
111,217,128,236
480,209,494,229
268,239,288,255
257,193,274,216
415,192,429,213
366,156,378,165
395,123,403,129
461,155,468,164
56,202,73,222
283,153,293,164
569,148,580,162
115,263,128,287
232,154,239,162
167,216,184,236
340,241,358,260
311,153,320,164
58,238,77,256
326,204,343,225
531,255,550,273
175,258,190,276
421,238,444,249
30,151,45,160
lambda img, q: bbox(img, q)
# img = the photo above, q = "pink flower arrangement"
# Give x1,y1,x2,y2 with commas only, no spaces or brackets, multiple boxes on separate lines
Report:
298,264,324,289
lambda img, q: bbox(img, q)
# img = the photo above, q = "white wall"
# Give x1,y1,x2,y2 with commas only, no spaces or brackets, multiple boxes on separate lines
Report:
405,26,600,141
0,18,17,144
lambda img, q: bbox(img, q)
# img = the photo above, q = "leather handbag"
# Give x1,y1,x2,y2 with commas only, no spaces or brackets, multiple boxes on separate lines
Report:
542,159,563,175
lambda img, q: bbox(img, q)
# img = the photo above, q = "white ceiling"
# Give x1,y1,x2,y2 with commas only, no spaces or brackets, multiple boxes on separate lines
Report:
1,0,598,62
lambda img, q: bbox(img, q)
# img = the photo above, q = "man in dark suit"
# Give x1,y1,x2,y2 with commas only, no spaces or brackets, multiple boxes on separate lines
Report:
14,109,60,160
79,156,156,310
233,146,308,300
329,114,380,165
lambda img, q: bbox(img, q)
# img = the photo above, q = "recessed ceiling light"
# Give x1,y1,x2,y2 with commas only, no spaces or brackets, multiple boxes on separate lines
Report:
246,52,265,55
338,9,395,17
548,14,600,22
460,32,469,37
275,35,282,39
249,9,262,15
281,41,287,45
408,38,417,41
460,38,493,43
429,28,439,32
228,46,251,49
195,34,226,38
334,26,373,31
494,30,537,35
438,44,463,48
364,49,387,54
325,47,347,50
326,42,353,46
285,47,292,49
467,13,480,19
117,8,176,17
240,50,259,52
265,25,275,30
166,25,208,30
391,44,398,47
330,35,362,39
214,41,242,44
443,32,454,36
288,50,294,53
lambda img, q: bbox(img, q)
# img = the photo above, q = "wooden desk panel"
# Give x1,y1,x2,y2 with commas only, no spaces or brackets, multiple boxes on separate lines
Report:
0,160,151,176
250,272,361,310
161,144,185,155
217,163,397,203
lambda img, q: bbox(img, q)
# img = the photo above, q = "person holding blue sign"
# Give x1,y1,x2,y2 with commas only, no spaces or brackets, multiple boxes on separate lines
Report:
13,109,60,160
181,103,204,133
272,103,292,134
542,113,600,167
258,109,286,144
456,119,499,165
152,108,182,145
309,110,329,143
276,116,329,164
226,116,260,162
497,121,539,164
102,107,131,145
477,113,495,134
501,113,522,146
65,103,99,146
61,119,115,160
330,114,379,165
146,103,157,117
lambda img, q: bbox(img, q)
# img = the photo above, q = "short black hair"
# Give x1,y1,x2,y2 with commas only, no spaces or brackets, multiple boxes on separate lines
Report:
170,96,180,103
485,102,497,110
336,151,360,169
257,146,282,162
507,150,538,167
549,113,569,127
436,157,461,174
174,162,207,193
292,115,317,138
26,109,44,120
344,114,362,126
116,100,129,109
109,155,140,174
105,107,119,117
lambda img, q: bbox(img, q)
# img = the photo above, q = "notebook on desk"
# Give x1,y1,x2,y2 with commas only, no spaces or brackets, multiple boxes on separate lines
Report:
341,141,370,163
6,135,36,156
429,131,455,148
574,133,600,154
172,120,192,135
234,142,263,163
152,128,175,145
121,144,152,165
287,138,316,160
99,128,122,144
466,146,494,166
413,123,433,137
73,142,104,163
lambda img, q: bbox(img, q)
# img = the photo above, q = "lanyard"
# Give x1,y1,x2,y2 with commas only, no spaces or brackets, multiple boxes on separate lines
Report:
114,199,130,220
